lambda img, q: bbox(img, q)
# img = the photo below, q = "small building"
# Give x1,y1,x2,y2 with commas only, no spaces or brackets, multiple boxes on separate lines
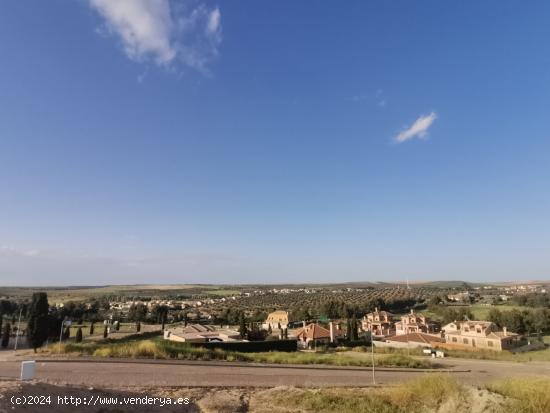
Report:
361,307,394,337
395,309,437,335
442,320,521,351
294,322,344,349
447,291,471,302
164,324,242,343
263,310,292,330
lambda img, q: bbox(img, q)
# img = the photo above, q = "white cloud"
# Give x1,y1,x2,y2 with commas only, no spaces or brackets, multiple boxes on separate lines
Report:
207,7,221,37
88,0,222,70
395,111,437,143
0,245,40,257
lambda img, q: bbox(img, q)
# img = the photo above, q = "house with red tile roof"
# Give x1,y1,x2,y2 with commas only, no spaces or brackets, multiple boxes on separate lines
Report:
442,320,522,351
294,322,344,349
361,307,395,337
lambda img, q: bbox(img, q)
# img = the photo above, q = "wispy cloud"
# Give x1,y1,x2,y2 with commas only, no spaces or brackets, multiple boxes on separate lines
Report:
0,245,40,257
350,89,388,108
88,0,222,71
395,111,437,143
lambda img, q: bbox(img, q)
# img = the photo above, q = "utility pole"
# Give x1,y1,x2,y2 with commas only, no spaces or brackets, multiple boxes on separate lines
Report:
13,307,23,351
371,333,376,385
58,317,70,353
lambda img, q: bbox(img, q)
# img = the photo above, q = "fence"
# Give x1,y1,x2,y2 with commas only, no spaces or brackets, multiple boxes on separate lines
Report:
190,339,298,352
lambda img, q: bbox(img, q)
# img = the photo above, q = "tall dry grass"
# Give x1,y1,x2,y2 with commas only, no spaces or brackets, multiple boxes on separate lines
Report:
258,375,466,413
486,377,550,413
53,337,433,368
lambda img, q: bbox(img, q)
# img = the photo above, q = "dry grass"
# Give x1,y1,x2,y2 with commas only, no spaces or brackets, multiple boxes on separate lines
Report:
486,377,550,413
50,338,433,368
253,375,466,413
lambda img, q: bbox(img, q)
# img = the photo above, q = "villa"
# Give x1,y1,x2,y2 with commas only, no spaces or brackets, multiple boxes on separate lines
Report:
294,322,344,348
394,309,438,335
361,307,394,337
442,320,521,351
263,310,292,330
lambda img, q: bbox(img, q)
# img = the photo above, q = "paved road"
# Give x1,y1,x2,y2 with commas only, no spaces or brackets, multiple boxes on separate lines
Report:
1,358,548,388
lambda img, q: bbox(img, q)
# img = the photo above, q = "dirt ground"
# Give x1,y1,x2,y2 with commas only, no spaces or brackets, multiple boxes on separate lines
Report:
0,379,511,413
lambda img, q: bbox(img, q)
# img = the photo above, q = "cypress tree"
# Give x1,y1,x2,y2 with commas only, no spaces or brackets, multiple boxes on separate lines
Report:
103,325,108,339
1,322,10,348
136,321,141,332
89,322,94,335
238,313,247,338
75,327,83,343
27,292,49,352
351,314,358,341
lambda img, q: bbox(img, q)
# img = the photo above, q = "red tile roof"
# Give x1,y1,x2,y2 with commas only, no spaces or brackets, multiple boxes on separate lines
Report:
386,333,444,345
295,323,343,340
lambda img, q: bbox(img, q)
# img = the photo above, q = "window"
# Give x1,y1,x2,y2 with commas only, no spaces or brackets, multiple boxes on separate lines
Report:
464,327,469,332
452,337,457,343
463,338,469,344
488,341,494,347
476,329,481,334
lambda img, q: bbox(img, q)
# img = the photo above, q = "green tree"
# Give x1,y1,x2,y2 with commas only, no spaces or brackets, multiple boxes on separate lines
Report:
136,321,141,332
89,322,95,335
103,325,108,339
75,327,83,343
238,313,248,338
1,322,10,348
128,303,148,322
351,314,358,341
27,292,50,352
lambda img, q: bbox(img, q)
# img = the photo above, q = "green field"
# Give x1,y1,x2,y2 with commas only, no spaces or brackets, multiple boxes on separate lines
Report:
468,304,530,319
395,303,534,322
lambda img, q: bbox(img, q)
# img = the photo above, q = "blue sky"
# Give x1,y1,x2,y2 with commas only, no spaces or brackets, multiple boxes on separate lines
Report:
1,1,549,285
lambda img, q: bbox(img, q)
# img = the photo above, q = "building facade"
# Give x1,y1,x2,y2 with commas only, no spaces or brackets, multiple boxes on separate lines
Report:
294,322,343,348
164,324,242,343
442,320,521,351
361,308,394,337
263,310,292,330
395,309,437,335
